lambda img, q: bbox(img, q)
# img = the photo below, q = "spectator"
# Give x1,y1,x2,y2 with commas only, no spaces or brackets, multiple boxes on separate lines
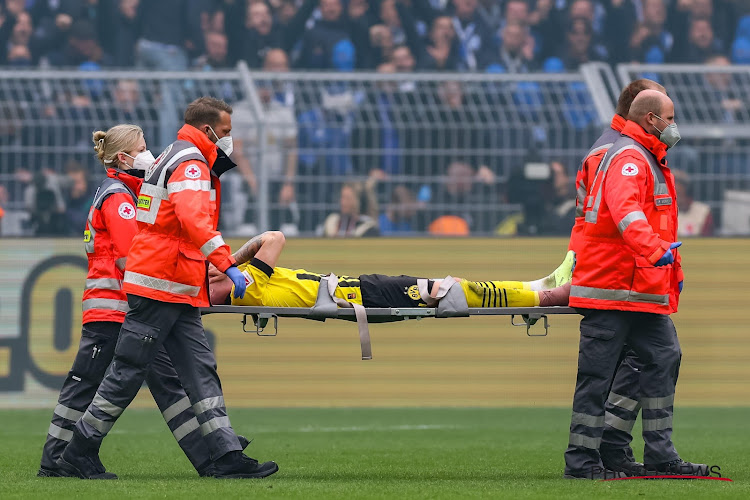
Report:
629,0,673,63
418,16,462,70
490,21,535,73
1,10,34,65
674,169,714,237
670,0,738,57
427,160,498,234
703,54,745,123
135,0,207,70
296,0,362,70
22,169,68,236
109,0,140,67
558,17,606,70
450,0,496,70
239,0,281,67
507,159,575,236
602,0,637,64
379,0,406,46
479,0,504,31
369,23,396,67
62,160,94,234
672,18,723,63
230,48,300,234
378,184,421,235
46,18,110,66
322,181,380,237
193,30,231,69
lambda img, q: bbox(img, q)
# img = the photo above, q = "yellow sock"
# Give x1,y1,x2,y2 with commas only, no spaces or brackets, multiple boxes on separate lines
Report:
460,281,540,307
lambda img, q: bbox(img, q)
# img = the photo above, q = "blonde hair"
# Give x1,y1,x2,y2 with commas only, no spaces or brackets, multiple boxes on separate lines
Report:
92,124,144,169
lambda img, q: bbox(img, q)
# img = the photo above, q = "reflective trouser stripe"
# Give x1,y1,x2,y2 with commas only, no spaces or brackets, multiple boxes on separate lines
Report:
173,417,200,442
162,396,191,423
607,392,640,412
82,410,114,434
92,393,125,418
85,278,123,290
200,235,225,257
54,404,84,422
48,423,73,441
605,412,636,432
643,416,672,432
569,432,601,449
641,394,674,409
571,412,605,428
200,416,231,436
82,298,130,312
193,396,225,415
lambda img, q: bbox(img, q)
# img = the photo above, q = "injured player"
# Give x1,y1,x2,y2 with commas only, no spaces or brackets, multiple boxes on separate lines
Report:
209,232,572,310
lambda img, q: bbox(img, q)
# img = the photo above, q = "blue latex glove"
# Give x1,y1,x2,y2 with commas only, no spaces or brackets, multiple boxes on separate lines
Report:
225,266,247,299
678,281,683,293
654,242,682,267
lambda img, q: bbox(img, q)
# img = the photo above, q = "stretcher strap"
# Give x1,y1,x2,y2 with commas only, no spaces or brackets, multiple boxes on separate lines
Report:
319,274,372,361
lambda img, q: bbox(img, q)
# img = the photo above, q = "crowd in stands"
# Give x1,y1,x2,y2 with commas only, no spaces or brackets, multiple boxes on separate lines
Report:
2,0,750,72
0,0,745,238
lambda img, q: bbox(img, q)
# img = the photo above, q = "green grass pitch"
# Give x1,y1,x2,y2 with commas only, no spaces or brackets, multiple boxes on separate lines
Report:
1,407,747,499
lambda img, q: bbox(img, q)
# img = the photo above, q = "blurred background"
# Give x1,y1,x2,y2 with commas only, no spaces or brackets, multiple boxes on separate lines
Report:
0,1,749,408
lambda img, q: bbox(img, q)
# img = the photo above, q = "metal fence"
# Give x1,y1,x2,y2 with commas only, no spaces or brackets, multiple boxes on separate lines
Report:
1,63,748,237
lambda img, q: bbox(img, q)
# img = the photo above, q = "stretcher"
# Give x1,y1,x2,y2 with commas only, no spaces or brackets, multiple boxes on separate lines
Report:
200,305,577,360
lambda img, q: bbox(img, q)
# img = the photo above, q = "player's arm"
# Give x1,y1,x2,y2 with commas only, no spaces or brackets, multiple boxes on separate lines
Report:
99,192,138,270
169,161,236,272
604,155,670,264
233,231,286,269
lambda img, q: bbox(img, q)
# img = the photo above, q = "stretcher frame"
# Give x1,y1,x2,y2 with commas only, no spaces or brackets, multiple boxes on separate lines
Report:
200,305,577,358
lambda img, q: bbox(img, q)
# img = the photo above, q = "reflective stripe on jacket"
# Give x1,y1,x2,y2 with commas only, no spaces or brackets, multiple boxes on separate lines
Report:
570,120,682,314
568,115,625,254
123,124,235,306
82,169,142,324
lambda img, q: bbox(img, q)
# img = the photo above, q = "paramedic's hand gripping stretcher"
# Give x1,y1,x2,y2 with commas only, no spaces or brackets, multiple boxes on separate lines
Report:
202,232,576,360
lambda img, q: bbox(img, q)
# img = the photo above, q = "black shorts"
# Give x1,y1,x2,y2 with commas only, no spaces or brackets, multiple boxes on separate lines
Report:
358,274,434,308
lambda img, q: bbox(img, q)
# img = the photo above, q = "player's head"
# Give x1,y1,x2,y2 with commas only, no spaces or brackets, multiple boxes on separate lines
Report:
616,79,667,119
92,124,146,171
185,96,233,144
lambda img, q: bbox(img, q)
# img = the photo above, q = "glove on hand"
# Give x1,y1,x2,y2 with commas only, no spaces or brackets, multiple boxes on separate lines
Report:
225,266,247,299
654,242,682,267
678,281,683,293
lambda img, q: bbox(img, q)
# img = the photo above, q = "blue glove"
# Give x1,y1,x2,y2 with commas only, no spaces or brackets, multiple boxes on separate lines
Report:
678,281,683,293
654,242,682,267
225,266,246,299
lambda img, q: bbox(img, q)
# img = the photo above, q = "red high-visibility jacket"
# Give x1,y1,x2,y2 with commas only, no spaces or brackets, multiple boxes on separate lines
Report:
123,124,235,307
569,115,626,253
570,120,683,314
82,169,142,324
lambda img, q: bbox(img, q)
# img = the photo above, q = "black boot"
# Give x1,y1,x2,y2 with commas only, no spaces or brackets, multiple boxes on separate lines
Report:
601,448,646,476
564,466,627,480
211,451,278,479
55,429,117,480
646,459,710,476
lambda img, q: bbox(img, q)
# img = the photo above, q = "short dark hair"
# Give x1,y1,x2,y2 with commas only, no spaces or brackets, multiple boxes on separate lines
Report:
184,97,232,128
615,79,667,118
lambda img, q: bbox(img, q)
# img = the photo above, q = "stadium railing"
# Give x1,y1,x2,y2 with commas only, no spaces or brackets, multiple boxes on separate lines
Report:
1,63,748,237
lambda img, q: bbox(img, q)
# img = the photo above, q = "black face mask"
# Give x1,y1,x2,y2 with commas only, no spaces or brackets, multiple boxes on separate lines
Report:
212,147,237,177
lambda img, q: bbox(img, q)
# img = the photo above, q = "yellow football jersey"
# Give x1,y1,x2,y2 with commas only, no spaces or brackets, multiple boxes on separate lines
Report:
231,262,363,307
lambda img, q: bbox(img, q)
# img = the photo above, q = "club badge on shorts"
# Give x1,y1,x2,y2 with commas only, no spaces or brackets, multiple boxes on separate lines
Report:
118,202,136,219
621,163,639,176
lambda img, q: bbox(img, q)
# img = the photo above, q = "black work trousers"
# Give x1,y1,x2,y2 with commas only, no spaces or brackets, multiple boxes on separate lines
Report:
40,321,212,472
73,295,241,461
564,308,681,475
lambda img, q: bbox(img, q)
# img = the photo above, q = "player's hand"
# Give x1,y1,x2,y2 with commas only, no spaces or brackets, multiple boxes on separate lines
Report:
225,266,247,299
654,242,682,267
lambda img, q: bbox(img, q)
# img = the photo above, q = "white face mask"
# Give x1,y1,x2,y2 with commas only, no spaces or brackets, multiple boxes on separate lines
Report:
123,150,156,171
209,125,234,156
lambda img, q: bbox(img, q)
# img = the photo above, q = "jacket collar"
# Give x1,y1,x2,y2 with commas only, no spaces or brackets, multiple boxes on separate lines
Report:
177,124,218,168
107,168,143,193
621,120,668,166
610,114,626,133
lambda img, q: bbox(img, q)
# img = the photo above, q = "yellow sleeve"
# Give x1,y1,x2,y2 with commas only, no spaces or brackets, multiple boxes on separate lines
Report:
232,259,273,306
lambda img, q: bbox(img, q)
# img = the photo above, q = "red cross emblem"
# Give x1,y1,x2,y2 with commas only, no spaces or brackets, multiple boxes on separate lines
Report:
621,163,638,176
123,206,132,215
625,166,634,173
118,202,136,220
186,166,201,178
